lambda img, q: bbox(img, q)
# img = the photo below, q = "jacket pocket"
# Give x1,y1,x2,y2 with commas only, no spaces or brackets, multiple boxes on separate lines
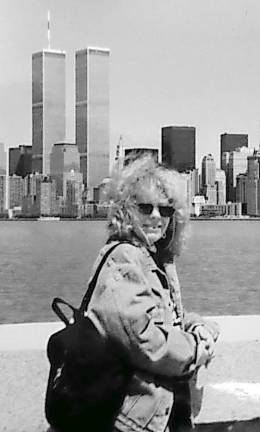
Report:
120,393,142,416
120,384,164,430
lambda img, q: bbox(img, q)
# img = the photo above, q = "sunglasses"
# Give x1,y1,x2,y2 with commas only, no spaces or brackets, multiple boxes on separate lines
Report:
137,203,175,217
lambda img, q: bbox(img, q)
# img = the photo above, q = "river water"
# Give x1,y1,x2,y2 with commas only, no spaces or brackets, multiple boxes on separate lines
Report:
0,220,259,324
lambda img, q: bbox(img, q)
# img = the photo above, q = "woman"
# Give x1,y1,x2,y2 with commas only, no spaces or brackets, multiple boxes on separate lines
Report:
86,155,219,432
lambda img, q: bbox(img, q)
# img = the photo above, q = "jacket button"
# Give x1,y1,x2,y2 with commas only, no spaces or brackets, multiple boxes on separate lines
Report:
165,407,170,415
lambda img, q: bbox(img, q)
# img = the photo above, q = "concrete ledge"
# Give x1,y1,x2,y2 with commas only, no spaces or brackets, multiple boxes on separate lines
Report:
1,315,260,351
0,321,64,351
0,316,260,431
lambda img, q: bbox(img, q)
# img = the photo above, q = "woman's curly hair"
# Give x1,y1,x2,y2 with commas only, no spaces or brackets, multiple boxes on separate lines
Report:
102,154,189,256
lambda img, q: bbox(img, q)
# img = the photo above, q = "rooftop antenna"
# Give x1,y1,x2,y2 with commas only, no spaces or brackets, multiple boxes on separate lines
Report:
47,10,51,49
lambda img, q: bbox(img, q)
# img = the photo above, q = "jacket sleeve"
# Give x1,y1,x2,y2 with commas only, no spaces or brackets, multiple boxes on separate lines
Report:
88,244,209,378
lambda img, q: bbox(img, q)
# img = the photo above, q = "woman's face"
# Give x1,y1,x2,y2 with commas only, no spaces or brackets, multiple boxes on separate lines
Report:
134,182,173,245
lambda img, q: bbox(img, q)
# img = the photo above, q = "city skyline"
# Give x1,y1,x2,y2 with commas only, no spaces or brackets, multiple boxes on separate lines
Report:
2,0,260,168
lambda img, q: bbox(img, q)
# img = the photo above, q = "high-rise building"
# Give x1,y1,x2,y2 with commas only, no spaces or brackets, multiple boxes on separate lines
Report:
40,176,58,216
227,147,253,202
221,151,230,201
23,173,42,216
236,173,247,214
162,126,196,172
220,133,248,170
215,169,226,205
0,175,6,213
0,143,6,174
75,47,110,199
201,154,217,204
50,142,81,196
9,175,24,209
0,143,7,211
9,145,32,177
182,169,199,209
9,148,20,176
246,149,260,216
201,154,216,186
32,50,66,175
63,170,83,217
221,152,230,173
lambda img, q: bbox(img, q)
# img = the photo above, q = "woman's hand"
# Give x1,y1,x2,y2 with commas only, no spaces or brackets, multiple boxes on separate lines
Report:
203,319,220,343
195,338,215,368
193,325,215,359
184,314,220,344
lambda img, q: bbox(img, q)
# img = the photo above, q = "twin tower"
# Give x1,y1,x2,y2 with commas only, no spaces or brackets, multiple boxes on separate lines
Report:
32,47,110,199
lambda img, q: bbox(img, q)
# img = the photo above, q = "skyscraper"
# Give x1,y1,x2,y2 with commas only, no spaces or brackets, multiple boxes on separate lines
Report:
246,149,260,216
23,173,42,216
201,154,216,186
182,169,199,209
227,147,253,202
215,169,226,204
201,154,217,204
0,143,8,210
0,175,6,213
63,170,83,217
0,143,6,174
220,133,248,170
9,175,24,209
9,145,32,177
40,176,58,216
50,142,81,197
75,47,110,200
236,174,247,214
161,126,195,172
32,50,66,175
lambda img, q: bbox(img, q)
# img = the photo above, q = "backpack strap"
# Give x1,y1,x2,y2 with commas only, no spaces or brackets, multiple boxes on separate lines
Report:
51,241,130,325
79,241,129,312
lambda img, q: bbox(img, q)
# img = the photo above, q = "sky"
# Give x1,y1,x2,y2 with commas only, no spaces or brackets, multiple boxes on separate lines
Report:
1,0,260,169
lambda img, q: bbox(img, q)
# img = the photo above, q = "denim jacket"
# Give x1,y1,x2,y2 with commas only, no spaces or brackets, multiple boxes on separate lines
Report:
86,240,208,432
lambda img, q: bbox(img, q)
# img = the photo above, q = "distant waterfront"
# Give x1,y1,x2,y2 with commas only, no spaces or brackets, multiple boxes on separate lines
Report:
1,216,260,222
0,220,259,324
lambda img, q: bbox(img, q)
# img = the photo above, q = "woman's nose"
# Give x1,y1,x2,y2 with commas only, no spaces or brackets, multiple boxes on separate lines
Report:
150,206,161,218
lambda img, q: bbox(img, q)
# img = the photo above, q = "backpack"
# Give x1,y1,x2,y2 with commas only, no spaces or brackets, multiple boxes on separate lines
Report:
45,242,133,432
